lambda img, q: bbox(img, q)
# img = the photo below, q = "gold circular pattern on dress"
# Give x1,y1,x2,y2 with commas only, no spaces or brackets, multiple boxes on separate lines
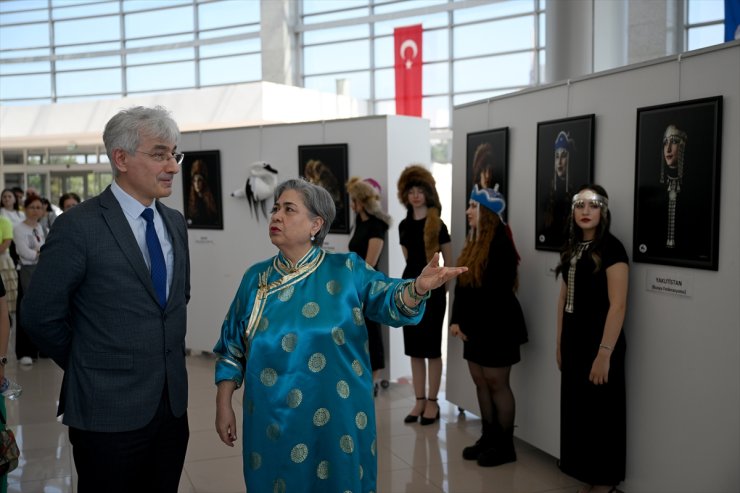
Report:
326,280,341,295
286,388,303,408
281,333,297,352
278,285,294,302
370,280,388,295
249,452,262,470
302,302,320,318
340,434,354,453
355,411,368,429
291,443,309,463
331,327,346,345
273,478,286,493
257,317,269,332
267,422,281,441
260,368,278,386
308,352,327,372
336,380,350,398
352,307,363,325
351,359,363,376
317,460,330,479
359,464,364,479
313,407,331,426
345,258,354,270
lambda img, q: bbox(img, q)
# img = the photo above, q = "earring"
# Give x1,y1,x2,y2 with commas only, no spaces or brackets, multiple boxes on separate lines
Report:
311,234,315,242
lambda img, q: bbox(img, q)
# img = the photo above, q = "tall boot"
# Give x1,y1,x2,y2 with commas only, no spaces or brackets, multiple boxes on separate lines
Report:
462,420,492,460
477,423,516,467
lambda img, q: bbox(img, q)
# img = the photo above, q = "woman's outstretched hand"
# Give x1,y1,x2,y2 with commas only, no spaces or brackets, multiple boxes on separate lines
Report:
415,253,467,294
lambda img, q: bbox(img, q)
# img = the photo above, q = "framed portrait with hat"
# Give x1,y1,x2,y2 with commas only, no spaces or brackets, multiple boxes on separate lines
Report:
181,150,224,230
299,143,350,234
632,96,723,270
466,127,509,221
535,114,595,252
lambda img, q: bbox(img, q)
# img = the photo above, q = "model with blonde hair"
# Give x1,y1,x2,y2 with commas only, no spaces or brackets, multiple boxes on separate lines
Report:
346,177,392,393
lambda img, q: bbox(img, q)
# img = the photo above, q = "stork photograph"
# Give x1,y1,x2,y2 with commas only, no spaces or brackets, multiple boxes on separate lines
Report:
298,143,350,234
181,150,224,230
632,96,723,271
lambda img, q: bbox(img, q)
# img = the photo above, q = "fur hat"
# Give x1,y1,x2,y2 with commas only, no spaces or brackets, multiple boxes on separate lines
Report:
346,177,392,226
396,164,442,262
397,165,441,210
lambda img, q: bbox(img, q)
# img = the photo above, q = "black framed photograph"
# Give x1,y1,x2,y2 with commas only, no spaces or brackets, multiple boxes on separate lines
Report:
298,143,349,234
182,150,223,230
466,128,509,218
633,96,723,270
535,114,595,251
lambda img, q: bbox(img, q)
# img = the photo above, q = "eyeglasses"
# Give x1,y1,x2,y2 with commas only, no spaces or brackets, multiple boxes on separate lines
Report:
136,150,185,165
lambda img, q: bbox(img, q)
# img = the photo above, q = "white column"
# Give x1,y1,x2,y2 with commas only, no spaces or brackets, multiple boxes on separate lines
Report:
260,0,298,86
545,0,594,83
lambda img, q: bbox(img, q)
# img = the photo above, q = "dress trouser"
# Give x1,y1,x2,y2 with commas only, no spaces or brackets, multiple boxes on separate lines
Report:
69,385,189,493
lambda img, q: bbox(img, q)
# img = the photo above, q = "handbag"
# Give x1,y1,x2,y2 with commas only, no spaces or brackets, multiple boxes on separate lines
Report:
0,409,20,476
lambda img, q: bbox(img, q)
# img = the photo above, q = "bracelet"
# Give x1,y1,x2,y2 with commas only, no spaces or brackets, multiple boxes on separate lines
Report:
407,280,431,302
599,344,613,351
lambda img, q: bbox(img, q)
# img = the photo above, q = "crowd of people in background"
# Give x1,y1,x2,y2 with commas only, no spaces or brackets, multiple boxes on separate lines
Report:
0,187,81,367
5,105,629,493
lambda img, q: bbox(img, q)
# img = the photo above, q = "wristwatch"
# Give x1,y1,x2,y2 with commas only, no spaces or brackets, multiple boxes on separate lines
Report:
0,356,7,366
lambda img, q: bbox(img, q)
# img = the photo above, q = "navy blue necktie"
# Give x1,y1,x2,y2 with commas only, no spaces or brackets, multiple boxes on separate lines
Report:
141,208,167,308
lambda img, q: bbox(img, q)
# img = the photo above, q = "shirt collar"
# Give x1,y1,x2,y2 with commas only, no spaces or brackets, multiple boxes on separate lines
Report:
111,179,155,219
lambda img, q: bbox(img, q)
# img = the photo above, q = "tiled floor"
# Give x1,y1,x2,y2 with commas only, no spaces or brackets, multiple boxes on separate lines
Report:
4,351,581,493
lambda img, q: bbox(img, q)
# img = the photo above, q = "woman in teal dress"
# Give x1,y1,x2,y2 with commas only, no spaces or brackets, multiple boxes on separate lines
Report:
214,179,466,493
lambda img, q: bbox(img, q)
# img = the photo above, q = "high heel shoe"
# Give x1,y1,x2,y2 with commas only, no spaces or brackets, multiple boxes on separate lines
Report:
420,397,440,425
404,396,426,423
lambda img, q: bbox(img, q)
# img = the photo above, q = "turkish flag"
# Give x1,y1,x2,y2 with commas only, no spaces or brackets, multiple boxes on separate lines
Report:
394,24,423,117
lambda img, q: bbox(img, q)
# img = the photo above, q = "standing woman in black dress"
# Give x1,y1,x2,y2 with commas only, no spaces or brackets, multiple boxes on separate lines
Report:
449,185,527,467
346,177,392,395
396,165,452,425
556,185,629,493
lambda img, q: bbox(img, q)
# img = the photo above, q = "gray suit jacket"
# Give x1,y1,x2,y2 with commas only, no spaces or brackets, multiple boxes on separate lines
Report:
23,186,191,432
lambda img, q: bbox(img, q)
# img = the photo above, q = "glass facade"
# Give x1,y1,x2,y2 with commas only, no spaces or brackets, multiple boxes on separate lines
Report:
0,0,261,104
0,0,727,202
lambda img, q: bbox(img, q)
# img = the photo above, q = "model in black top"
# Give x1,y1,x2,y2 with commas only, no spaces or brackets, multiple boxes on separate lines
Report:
555,185,629,493
450,185,527,467
396,165,453,425
346,177,392,394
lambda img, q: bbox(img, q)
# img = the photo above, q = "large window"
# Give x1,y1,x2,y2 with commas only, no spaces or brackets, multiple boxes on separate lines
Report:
0,0,262,105
299,0,545,134
686,0,725,50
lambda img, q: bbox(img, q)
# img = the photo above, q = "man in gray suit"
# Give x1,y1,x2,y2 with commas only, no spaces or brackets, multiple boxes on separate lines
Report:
23,106,191,493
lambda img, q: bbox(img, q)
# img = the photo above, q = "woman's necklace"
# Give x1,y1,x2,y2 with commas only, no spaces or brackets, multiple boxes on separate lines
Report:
564,240,592,313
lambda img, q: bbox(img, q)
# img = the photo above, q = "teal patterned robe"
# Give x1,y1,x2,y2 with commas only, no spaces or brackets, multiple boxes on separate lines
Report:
214,246,424,493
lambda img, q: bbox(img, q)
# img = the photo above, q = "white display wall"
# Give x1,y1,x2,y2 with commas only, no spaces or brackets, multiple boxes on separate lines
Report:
162,115,430,382
449,42,739,492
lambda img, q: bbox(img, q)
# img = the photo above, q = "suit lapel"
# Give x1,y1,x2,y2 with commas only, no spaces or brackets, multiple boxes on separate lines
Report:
99,187,161,306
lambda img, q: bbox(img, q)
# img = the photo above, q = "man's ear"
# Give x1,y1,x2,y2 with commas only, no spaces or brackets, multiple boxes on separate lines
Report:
112,149,128,174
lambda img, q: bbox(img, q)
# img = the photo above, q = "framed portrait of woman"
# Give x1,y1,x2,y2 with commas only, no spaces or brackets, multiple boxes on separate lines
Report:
633,96,723,270
298,143,350,234
535,114,595,251
181,150,224,230
466,128,509,219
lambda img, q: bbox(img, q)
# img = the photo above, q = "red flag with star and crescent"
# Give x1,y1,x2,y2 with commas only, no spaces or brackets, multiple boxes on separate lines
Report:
394,24,423,117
